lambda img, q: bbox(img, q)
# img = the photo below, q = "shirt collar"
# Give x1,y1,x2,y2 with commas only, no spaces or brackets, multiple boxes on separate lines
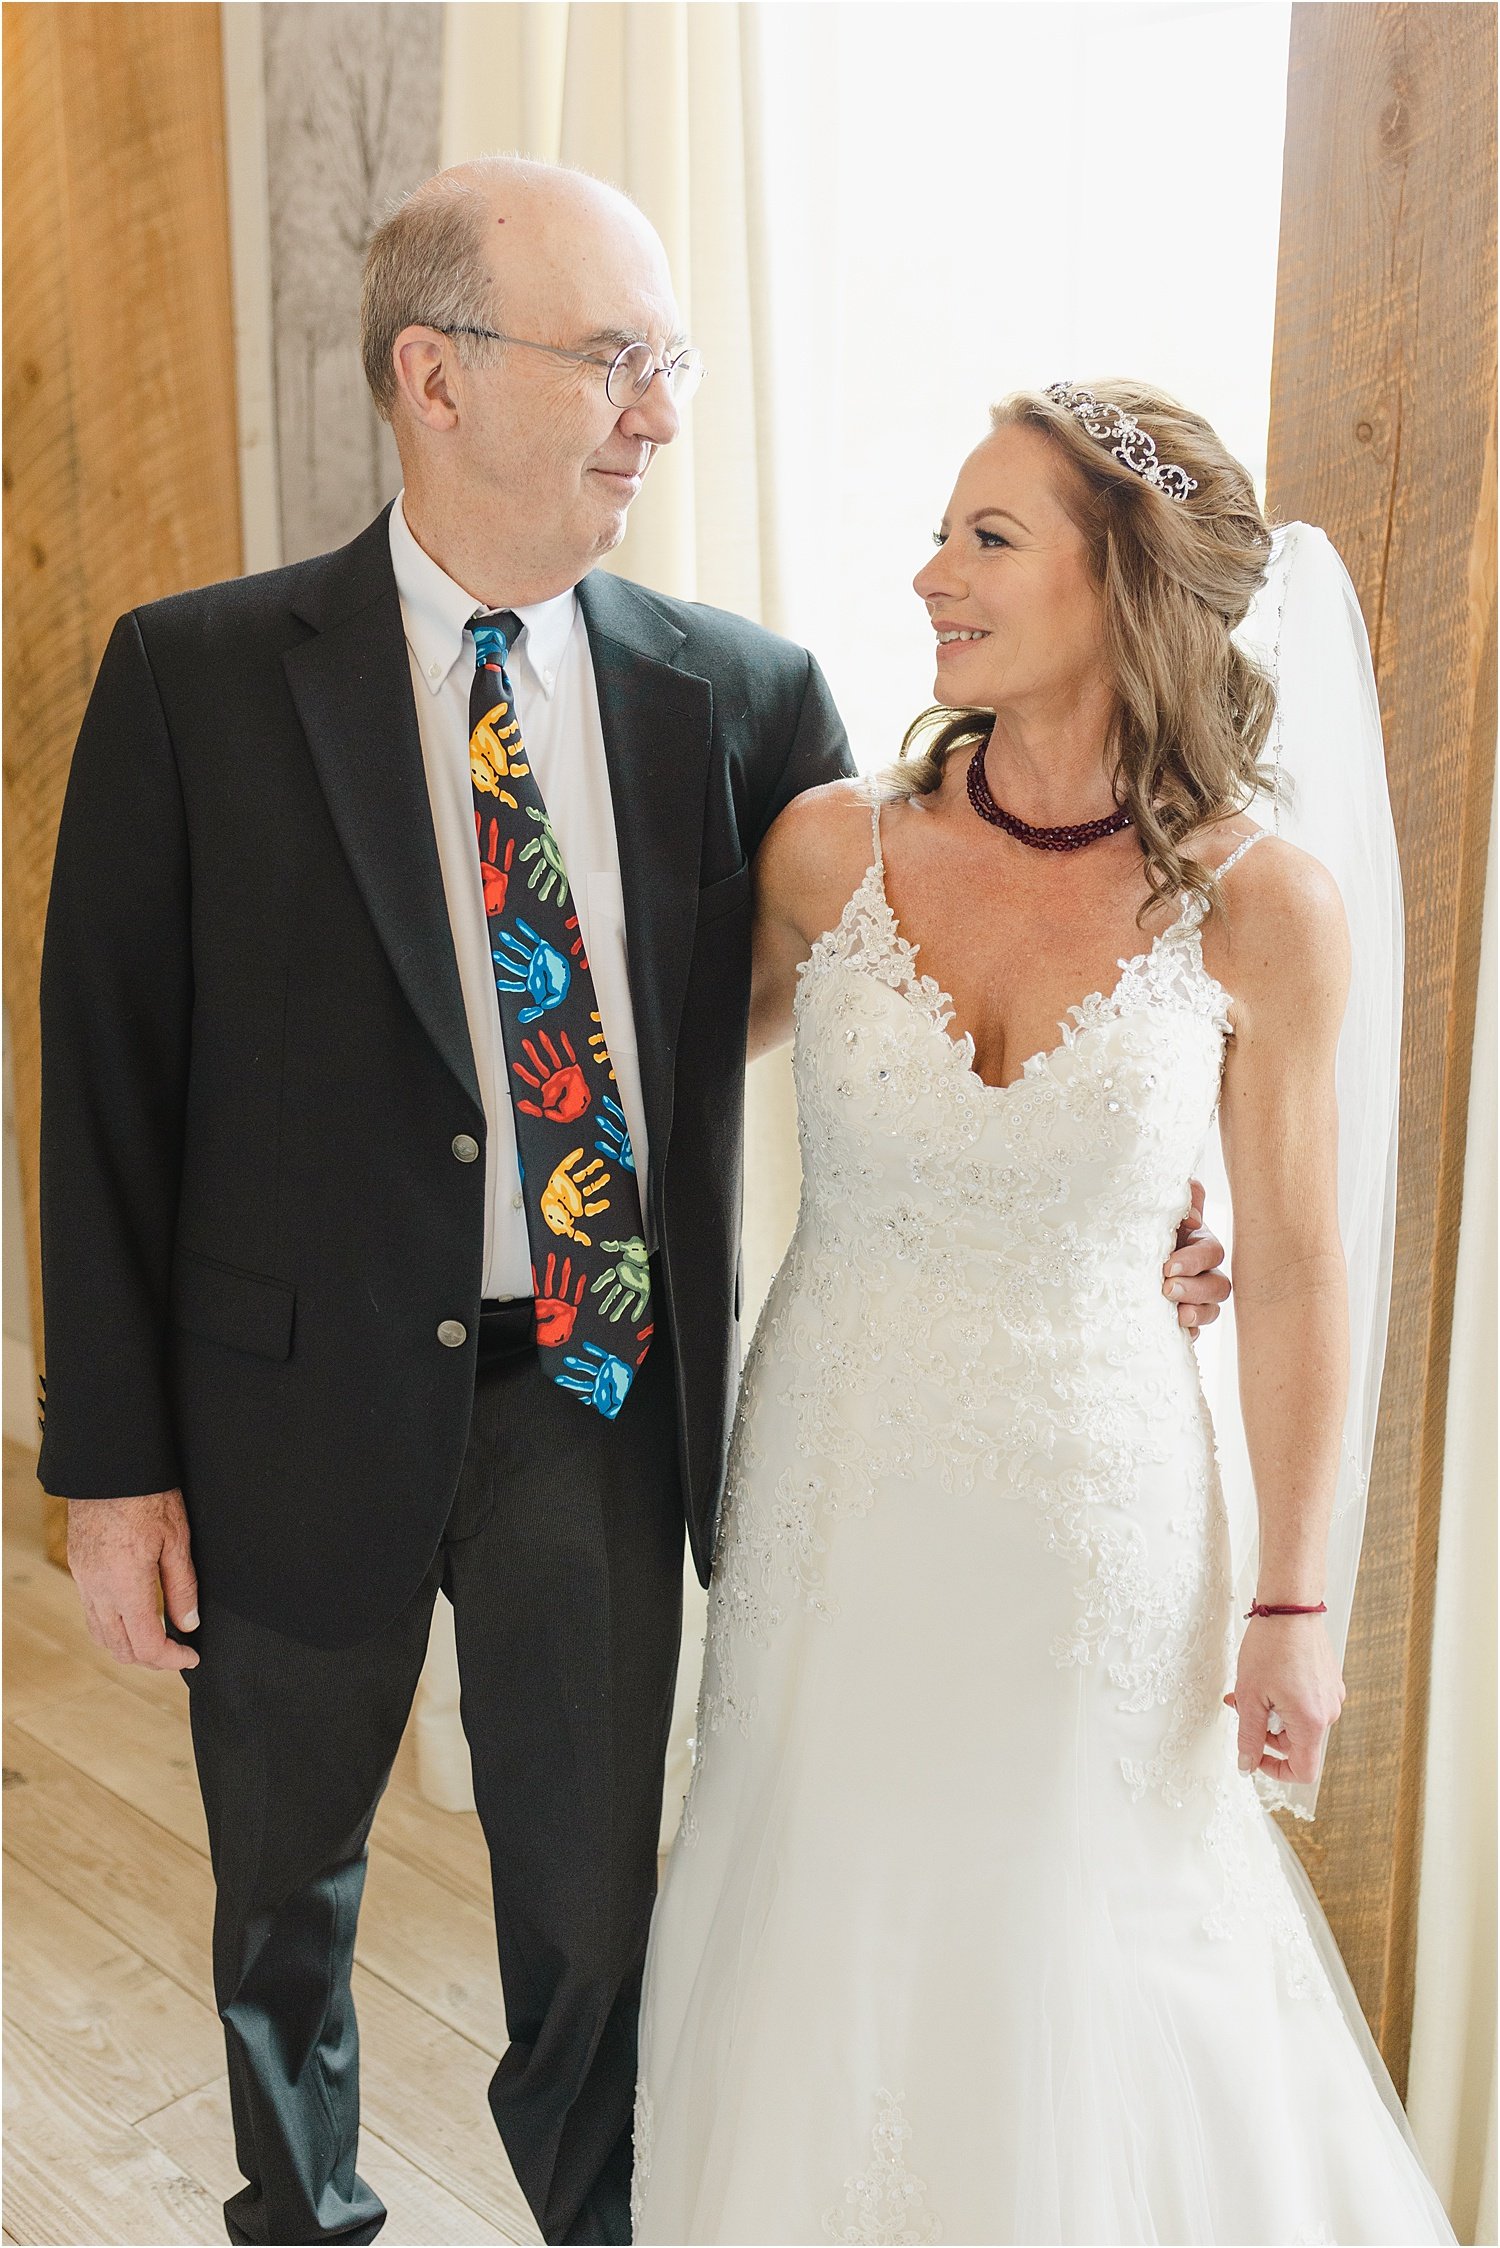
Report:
388,491,577,700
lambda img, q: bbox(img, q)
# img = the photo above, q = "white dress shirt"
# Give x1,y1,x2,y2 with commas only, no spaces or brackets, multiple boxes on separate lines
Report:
389,494,650,1300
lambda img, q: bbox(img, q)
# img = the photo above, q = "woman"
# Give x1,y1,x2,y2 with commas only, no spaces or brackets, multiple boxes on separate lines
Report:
632,381,1454,2244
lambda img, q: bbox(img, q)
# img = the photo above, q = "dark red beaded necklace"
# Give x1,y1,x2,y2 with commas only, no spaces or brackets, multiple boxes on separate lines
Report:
966,743,1133,853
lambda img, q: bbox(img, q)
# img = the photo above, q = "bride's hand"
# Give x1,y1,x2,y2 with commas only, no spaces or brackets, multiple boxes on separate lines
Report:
1224,1616,1346,1784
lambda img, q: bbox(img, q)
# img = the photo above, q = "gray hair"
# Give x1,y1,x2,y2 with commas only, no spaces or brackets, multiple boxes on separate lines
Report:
360,173,504,421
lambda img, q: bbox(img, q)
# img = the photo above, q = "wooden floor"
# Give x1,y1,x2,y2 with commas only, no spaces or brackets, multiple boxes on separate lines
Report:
1,1440,541,2246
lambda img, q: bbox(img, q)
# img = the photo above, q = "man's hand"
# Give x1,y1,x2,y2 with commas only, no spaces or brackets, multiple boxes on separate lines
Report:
1163,1177,1231,1336
67,1490,200,1670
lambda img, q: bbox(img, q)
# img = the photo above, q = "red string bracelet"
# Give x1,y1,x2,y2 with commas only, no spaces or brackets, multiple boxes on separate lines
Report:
1244,1600,1328,1619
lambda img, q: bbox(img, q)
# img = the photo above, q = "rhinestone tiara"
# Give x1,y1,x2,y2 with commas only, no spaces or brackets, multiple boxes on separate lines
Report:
1045,381,1198,502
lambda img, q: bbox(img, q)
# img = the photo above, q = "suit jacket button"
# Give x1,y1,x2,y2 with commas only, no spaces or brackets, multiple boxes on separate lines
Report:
451,1134,480,1163
437,1320,468,1348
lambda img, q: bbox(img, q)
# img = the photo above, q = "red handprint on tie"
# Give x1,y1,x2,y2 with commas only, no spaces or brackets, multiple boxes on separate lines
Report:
475,812,516,919
533,1253,587,1346
512,1030,592,1123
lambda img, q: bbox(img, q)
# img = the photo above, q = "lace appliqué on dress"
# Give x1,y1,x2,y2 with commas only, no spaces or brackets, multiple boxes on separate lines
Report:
824,2090,940,2246
1202,1779,1333,2009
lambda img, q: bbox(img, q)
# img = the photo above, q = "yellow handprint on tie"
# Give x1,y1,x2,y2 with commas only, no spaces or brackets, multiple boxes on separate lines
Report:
587,1012,617,1081
540,1149,613,1247
470,700,530,805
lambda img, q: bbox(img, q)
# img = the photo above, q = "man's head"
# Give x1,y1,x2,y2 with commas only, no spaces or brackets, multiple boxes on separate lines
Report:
361,157,687,594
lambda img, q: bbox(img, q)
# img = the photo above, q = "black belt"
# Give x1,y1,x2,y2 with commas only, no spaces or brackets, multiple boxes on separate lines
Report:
477,1297,536,1360
474,1249,660,1364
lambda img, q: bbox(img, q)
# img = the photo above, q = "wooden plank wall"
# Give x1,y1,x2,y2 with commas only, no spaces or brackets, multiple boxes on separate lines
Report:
1266,1,1497,2093
2,3,243,1558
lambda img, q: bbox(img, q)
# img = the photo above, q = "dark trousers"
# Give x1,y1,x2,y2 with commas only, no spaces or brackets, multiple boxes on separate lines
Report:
174,1309,685,2246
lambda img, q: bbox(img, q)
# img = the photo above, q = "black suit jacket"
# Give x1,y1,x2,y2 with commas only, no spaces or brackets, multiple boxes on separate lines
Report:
37,506,854,1646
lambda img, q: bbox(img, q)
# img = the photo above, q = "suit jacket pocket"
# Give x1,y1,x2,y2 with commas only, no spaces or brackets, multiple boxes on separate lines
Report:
695,862,751,929
172,1250,295,1362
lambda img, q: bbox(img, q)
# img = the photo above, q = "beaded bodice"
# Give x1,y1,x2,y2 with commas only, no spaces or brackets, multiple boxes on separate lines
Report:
788,805,1261,1327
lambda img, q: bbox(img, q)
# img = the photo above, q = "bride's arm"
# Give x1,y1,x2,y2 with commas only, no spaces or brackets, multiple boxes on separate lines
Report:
748,782,871,1062
1215,840,1353,1787
748,833,813,1062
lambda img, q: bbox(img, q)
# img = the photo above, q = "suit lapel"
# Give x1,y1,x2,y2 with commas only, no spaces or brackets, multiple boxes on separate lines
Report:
281,526,714,1151
577,570,713,1177
284,513,483,1115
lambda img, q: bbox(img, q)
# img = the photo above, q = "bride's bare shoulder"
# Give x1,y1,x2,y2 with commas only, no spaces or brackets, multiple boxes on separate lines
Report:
1197,821,1344,922
756,777,884,940
762,774,881,859
1194,821,1349,1008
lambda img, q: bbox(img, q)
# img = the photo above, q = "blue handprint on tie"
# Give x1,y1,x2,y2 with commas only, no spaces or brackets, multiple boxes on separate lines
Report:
593,1093,636,1171
493,919,571,1023
557,1342,635,1419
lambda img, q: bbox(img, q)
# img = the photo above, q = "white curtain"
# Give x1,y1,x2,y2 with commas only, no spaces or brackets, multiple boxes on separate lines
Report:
1407,790,1498,2247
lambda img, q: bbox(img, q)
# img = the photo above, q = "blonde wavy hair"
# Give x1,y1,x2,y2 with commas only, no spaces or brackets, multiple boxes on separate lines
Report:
890,381,1280,922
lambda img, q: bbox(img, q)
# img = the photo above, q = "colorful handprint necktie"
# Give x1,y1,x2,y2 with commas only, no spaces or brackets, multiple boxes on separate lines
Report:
469,611,650,1419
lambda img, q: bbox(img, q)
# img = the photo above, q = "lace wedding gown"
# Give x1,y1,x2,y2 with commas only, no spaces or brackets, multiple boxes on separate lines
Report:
633,804,1453,2247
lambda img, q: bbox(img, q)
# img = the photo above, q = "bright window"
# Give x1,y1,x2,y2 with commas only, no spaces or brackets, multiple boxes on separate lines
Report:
752,2,1293,768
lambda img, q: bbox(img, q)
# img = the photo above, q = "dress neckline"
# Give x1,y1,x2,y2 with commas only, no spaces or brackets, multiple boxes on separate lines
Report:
859,797,1256,1099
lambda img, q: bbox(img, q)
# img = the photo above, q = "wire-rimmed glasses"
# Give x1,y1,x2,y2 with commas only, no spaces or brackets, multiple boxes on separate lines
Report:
428,323,705,408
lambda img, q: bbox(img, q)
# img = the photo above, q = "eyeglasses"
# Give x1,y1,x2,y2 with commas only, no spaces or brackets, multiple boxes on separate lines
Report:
428,324,706,409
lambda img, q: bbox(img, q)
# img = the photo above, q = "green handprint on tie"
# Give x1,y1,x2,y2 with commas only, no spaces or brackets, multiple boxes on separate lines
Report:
591,1237,650,1322
521,808,570,907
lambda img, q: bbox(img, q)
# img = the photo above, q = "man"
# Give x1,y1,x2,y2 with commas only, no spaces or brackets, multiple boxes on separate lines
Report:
39,157,1230,2245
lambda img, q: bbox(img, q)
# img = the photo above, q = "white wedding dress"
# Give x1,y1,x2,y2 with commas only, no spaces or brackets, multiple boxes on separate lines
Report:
633,801,1454,2247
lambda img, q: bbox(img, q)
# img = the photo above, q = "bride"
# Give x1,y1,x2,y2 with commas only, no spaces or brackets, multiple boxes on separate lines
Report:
631,381,1454,2245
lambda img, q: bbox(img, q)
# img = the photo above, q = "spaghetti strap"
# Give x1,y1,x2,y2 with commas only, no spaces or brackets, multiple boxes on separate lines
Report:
870,798,885,874
1175,826,1269,931
1216,828,1269,882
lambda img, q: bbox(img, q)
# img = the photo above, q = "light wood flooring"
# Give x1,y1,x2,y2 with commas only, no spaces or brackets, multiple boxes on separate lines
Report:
1,1440,541,2246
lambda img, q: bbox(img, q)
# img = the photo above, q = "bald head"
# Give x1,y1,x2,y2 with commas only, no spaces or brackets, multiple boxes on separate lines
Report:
445,152,658,260
361,155,686,603
360,157,674,423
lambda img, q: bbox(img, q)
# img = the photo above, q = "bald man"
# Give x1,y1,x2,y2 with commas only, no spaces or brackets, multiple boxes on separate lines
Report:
35,157,852,2246
38,157,1230,2245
